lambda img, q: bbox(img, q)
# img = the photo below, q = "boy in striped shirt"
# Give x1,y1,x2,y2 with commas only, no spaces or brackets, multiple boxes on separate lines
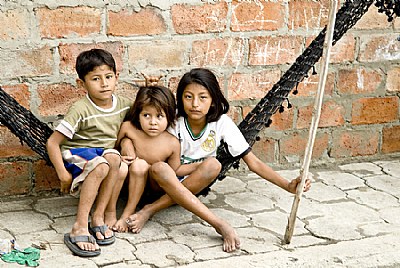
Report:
46,49,132,257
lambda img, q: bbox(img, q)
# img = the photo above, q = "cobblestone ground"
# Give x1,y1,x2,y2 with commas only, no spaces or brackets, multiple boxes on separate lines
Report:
1,159,399,267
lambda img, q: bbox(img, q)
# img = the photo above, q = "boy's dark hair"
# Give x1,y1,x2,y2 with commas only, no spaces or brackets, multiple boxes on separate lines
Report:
176,68,229,122
75,49,117,81
126,85,176,130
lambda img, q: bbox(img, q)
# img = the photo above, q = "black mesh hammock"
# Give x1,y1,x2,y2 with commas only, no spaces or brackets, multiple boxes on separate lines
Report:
0,0,398,193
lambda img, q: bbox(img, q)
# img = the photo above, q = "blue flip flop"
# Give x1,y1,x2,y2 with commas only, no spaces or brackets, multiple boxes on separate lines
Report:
89,225,115,246
63,233,101,257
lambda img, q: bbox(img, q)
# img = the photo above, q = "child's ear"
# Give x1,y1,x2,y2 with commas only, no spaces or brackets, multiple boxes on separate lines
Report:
76,78,85,89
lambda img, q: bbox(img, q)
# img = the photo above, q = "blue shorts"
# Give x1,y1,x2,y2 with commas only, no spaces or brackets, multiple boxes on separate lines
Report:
62,148,120,196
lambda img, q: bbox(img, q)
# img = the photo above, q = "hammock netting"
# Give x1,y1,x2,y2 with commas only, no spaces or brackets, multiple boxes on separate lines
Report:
0,0,398,194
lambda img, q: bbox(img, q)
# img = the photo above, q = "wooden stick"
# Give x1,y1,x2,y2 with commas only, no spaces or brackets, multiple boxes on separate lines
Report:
283,0,338,244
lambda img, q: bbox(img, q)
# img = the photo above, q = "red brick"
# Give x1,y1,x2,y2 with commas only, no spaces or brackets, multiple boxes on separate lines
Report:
127,41,186,69
305,34,355,63
297,100,345,129
0,9,31,41
227,106,242,124
252,138,276,163
288,0,330,30
168,76,181,95
33,160,59,192
172,2,228,34
191,38,246,66
291,72,334,98
352,97,398,125
227,69,281,100
249,36,303,65
231,1,284,32
0,127,36,158
108,8,166,36
280,132,328,163
382,125,400,153
59,42,124,75
36,7,101,38
354,4,392,30
330,129,379,157
241,105,256,120
0,162,31,196
329,35,356,63
306,33,357,63
116,82,139,102
2,84,30,109
0,46,53,78
386,67,400,93
359,34,400,62
337,68,383,95
37,83,86,116
270,108,294,131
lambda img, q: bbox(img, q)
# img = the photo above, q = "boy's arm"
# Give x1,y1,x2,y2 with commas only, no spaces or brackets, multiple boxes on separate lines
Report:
120,138,136,165
243,151,311,194
115,122,128,149
117,123,137,164
46,131,72,193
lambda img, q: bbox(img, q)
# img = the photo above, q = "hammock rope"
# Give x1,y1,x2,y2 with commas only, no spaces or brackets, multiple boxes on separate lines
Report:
0,89,53,163
216,0,378,180
0,0,398,193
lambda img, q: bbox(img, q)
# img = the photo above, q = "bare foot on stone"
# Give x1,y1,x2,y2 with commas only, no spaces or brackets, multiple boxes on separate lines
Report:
215,221,241,253
126,209,152,233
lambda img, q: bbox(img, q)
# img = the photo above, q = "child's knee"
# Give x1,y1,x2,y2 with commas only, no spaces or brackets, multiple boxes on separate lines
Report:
104,153,121,168
129,158,150,176
203,158,222,175
92,162,110,179
149,162,173,181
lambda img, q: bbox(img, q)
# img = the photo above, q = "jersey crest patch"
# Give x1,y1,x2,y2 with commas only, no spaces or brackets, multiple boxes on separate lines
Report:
201,130,216,152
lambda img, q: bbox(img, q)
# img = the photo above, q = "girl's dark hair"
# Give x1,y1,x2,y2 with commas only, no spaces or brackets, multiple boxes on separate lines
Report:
126,86,176,130
75,49,117,81
176,68,229,122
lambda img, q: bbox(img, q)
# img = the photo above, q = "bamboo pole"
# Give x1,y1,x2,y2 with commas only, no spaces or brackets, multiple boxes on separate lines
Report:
283,0,338,244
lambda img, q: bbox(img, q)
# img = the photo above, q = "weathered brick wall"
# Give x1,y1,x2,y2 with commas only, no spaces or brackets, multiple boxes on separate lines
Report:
0,0,399,196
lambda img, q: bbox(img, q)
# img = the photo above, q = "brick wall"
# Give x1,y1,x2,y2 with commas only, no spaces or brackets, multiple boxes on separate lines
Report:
0,1,399,196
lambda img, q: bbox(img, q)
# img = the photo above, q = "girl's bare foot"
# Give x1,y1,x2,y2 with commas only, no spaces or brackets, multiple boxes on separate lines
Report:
126,209,152,233
215,221,241,253
113,218,129,232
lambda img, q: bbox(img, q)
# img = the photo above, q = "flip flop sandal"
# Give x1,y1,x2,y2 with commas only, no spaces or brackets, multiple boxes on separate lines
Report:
89,225,115,246
64,233,101,257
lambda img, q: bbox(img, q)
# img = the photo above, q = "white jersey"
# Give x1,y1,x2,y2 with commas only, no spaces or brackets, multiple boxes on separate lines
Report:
168,114,251,164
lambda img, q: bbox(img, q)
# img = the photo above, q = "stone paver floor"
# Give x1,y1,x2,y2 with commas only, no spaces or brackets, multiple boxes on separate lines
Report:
0,158,399,267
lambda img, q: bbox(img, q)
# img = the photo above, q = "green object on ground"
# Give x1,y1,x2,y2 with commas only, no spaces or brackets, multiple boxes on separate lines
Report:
1,247,40,267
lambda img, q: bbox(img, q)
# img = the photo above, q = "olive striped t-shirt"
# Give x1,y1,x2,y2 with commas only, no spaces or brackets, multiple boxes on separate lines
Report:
56,94,132,151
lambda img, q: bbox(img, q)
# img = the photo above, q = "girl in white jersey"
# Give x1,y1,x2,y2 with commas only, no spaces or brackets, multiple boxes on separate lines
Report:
123,68,311,252
172,68,310,193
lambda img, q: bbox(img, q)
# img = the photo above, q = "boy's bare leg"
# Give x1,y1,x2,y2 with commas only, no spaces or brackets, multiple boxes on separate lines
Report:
127,158,220,232
114,159,148,232
104,162,128,228
70,163,109,251
91,153,121,240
